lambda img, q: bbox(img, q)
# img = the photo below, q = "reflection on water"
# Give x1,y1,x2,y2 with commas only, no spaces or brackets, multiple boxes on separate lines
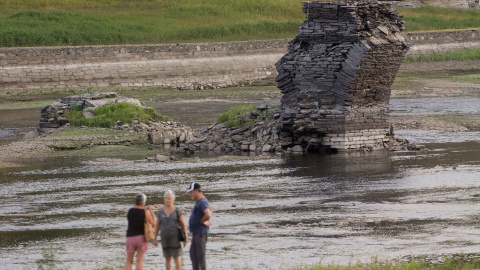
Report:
2,143,480,269
0,108,38,145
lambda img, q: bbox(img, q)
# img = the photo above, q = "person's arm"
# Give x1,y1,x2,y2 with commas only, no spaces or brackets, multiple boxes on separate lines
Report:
200,208,212,227
179,214,188,246
153,218,161,247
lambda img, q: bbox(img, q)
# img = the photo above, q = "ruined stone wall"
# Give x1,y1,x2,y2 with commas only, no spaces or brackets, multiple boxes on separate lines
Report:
0,40,286,92
276,1,410,151
0,29,478,92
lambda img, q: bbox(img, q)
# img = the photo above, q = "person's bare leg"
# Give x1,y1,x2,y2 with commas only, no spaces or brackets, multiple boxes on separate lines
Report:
165,257,172,270
174,256,182,270
125,253,135,270
135,252,145,270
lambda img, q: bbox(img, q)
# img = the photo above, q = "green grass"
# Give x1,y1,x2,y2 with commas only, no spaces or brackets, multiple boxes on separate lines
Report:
292,256,480,270
450,73,480,84
0,100,54,110
398,6,480,32
2,1,480,47
422,115,480,131
65,102,169,128
0,0,305,47
217,104,272,128
47,127,123,138
403,48,480,63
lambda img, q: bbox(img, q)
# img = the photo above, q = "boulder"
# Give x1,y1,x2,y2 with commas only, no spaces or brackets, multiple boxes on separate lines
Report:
261,144,272,152
148,132,165,145
291,145,303,153
155,154,169,162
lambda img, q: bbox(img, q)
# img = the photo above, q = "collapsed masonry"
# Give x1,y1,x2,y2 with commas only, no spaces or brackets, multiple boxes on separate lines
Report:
276,0,410,151
36,92,194,146
185,0,412,153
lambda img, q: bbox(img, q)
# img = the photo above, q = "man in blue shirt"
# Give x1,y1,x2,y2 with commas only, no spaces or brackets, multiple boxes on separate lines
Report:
187,182,212,270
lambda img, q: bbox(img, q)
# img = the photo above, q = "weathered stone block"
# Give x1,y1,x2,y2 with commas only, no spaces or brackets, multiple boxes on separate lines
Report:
276,1,410,150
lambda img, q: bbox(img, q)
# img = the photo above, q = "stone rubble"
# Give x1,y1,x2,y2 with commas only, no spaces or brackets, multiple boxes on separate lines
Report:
184,1,416,154
276,0,410,151
37,92,194,147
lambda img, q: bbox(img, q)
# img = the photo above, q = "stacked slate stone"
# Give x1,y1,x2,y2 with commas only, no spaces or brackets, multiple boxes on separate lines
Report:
39,92,118,129
39,92,195,146
275,0,410,151
184,105,288,153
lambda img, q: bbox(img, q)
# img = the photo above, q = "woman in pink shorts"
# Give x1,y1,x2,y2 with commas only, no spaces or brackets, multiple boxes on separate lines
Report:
125,193,155,270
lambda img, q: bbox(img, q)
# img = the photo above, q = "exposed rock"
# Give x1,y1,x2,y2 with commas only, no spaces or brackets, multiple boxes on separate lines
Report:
261,144,272,153
222,246,233,251
83,111,95,119
154,154,169,162
291,145,304,153
38,92,195,147
182,1,420,154
256,223,267,228
275,1,410,151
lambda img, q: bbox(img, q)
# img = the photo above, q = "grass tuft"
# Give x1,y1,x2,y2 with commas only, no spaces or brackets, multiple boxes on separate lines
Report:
403,48,480,63
217,104,273,128
397,6,480,32
65,102,169,128
291,255,480,270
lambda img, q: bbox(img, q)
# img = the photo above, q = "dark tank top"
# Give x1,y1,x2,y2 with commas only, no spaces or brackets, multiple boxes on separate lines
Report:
126,208,145,237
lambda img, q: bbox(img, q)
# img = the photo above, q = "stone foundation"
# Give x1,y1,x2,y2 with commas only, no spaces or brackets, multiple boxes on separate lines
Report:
275,0,410,151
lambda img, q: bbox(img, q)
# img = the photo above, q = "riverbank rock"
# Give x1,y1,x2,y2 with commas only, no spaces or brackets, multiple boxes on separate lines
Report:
185,1,416,154
183,104,422,154
38,92,195,147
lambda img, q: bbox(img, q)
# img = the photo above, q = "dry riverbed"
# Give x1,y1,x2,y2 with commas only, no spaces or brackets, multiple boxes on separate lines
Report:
1,62,480,168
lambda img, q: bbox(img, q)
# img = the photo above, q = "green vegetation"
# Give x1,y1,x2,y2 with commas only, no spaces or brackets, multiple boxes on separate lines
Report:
293,256,480,270
403,48,480,63
47,127,123,138
392,69,480,94
0,0,305,47
398,6,480,32
65,102,169,128
450,73,480,84
0,11,126,47
422,115,480,131
217,104,272,128
2,1,480,47
35,245,66,270
0,100,54,110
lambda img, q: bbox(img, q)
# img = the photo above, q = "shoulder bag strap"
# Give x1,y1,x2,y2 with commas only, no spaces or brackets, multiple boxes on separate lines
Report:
176,209,180,225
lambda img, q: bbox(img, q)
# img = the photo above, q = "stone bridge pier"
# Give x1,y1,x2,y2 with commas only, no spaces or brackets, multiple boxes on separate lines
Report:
276,0,410,151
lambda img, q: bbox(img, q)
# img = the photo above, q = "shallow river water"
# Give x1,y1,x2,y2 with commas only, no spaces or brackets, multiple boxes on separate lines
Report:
1,97,480,269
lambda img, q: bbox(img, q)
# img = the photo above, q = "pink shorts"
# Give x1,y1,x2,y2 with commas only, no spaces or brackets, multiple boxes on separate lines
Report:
126,235,148,253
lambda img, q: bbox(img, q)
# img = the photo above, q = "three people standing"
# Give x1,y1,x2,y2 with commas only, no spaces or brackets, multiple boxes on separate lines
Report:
125,183,211,270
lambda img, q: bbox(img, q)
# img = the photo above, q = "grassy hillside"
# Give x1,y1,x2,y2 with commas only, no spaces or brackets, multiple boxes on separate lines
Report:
0,0,305,46
1,1,480,47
